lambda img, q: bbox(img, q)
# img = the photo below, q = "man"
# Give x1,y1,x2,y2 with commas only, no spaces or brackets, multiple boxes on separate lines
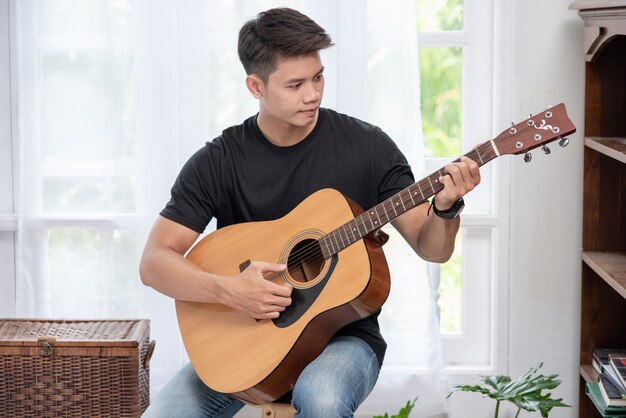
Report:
140,7,480,418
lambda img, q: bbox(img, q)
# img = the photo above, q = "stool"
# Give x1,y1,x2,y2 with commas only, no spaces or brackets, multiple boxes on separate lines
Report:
258,402,295,418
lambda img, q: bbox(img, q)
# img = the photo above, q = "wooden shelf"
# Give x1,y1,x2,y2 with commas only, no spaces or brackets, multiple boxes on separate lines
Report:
580,364,599,384
582,252,626,299
576,6,626,417
585,137,626,164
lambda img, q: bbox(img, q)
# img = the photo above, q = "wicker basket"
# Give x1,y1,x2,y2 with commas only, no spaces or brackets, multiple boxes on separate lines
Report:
0,319,154,417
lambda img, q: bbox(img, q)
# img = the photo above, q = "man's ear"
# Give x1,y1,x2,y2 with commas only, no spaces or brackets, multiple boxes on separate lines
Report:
245,74,264,99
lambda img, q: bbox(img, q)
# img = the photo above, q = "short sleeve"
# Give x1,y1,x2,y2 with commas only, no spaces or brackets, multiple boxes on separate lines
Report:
159,144,220,233
372,128,415,202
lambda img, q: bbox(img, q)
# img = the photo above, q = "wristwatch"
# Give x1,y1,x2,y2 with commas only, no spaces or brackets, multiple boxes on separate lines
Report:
431,198,465,220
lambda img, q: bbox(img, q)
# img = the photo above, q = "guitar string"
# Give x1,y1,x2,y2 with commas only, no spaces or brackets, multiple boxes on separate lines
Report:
258,170,450,282
257,145,499,284
258,141,506,283
257,121,547,283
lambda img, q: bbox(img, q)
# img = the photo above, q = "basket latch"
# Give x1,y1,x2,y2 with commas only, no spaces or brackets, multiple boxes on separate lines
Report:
37,337,56,357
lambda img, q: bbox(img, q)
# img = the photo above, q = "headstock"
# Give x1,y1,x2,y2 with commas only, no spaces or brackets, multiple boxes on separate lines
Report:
492,103,576,161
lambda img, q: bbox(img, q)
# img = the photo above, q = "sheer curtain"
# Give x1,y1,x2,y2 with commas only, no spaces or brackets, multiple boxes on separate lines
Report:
12,0,447,416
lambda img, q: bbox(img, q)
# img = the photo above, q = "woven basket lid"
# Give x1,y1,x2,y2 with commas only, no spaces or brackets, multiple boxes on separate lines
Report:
0,319,149,347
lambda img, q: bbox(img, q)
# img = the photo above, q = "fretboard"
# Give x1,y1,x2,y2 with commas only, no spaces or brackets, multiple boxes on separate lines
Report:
318,141,499,259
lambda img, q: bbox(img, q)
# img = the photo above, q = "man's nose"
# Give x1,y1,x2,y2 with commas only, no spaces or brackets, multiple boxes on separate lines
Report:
303,84,320,102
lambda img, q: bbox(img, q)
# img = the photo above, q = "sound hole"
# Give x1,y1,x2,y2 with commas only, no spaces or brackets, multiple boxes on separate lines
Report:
287,238,324,283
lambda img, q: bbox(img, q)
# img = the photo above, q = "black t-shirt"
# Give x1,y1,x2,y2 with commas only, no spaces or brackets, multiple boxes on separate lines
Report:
161,107,415,366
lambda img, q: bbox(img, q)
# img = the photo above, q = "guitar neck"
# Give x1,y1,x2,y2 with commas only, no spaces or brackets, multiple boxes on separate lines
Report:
319,141,499,259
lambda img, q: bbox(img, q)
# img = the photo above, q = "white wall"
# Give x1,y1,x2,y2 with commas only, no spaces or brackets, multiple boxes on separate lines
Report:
508,0,584,417
447,1,585,417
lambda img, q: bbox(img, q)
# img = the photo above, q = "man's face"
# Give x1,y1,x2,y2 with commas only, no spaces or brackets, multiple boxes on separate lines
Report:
258,52,325,129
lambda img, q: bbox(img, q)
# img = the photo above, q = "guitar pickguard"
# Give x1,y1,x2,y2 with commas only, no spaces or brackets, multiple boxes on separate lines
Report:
272,254,339,328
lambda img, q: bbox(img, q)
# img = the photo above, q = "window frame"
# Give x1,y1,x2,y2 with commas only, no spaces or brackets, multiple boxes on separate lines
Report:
416,0,510,374
0,0,16,317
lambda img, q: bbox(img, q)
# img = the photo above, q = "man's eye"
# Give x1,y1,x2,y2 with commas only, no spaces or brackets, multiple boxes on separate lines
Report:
289,83,301,89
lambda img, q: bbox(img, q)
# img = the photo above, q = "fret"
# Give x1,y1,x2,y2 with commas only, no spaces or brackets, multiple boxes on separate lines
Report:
489,139,501,157
346,223,356,242
326,235,335,255
353,222,360,241
325,234,333,254
366,209,376,232
339,225,348,245
339,230,347,250
356,217,367,236
408,187,416,205
344,225,353,244
319,237,328,258
333,229,344,251
331,231,339,250
399,192,407,211
338,228,347,248
391,195,403,216
332,232,341,253
391,197,398,217
354,215,363,236
373,207,382,227
378,205,389,224
365,211,375,231
471,147,484,165
337,226,345,246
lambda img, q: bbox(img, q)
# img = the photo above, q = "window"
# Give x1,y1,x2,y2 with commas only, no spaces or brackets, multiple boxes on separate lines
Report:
2,0,502,407
415,0,499,368
11,0,142,319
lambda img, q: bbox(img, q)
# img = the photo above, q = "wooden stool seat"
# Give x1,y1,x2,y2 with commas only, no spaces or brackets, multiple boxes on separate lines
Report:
258,402,295,418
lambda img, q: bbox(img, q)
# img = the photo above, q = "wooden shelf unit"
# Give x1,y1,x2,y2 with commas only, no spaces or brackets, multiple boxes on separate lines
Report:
571,1,626,417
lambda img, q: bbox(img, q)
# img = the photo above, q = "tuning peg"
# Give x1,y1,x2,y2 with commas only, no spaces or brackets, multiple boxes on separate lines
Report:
542,145,551,155
524,152,532,163
559,137,569,147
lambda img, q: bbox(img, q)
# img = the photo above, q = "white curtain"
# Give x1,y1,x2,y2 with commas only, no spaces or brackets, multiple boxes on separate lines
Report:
12,0,447,416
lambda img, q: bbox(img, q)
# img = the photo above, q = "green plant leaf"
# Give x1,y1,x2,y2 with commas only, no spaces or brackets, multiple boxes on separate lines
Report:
447,364,570,417
373,397,417,418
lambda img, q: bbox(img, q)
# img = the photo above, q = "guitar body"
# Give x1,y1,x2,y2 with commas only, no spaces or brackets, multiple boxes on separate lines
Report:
175,188,391,404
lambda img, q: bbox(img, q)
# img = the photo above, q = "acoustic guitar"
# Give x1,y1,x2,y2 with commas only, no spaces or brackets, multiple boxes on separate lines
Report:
175,103,576,404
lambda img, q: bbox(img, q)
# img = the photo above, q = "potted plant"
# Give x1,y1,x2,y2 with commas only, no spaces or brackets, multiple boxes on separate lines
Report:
447,363,570,417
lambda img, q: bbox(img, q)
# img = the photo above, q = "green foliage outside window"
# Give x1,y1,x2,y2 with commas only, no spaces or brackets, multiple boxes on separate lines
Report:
415,0,463,31
419,47,463,158
416,0,463,158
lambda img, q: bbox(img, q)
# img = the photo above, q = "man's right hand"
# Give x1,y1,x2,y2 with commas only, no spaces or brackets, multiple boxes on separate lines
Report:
218,261,293,319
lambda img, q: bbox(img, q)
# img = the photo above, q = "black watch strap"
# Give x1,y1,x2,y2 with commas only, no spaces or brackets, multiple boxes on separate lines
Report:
431,198,465,220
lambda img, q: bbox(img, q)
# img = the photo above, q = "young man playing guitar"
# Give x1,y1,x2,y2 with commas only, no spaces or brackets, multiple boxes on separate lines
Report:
140,7,480,418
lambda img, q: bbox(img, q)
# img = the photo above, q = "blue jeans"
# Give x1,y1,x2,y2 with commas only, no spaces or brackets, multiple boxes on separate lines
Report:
142,336,380,418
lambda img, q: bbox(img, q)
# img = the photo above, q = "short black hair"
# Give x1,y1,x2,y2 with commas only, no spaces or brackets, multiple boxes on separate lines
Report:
238,8,333,82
